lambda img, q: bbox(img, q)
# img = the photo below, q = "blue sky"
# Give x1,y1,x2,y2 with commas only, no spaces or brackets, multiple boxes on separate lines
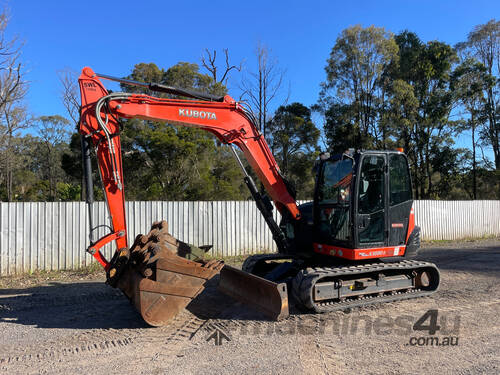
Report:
7,0,499,153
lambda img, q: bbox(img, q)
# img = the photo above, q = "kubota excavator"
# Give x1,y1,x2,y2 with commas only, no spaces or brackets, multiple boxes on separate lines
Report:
78,67,440,326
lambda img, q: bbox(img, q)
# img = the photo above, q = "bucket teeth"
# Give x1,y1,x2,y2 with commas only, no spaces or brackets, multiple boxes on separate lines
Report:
114,220,222,326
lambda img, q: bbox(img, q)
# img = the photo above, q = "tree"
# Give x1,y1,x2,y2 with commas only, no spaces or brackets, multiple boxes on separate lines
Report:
451,58,493,199
459,19,500,170
392,31,458,198
267,103,320,198
201,48,242,88
117,62,246,200
1,134,38,201
318,25,399,151
385,79,418,156
0,11,26,110
319,27,462,199
321,103,361,153
164,62,227,97
0,103,30,200
57,68,86,199
267,103,319,173
240,43,288,140
61,132,105,201
58,69,80,126
34,115,71,200
0,9,29,201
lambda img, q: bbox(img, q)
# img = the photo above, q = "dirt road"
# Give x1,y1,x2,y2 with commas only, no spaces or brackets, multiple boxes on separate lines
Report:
1,240,499,375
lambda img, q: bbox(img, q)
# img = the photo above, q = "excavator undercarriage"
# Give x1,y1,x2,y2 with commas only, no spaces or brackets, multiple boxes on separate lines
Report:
233,253,439,316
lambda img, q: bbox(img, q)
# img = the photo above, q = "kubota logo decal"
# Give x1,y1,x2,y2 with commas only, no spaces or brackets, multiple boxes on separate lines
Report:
179,108,217,120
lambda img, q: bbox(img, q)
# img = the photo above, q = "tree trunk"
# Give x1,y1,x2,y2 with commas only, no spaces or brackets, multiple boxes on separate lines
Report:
487,88,500,170
413,161,420,200
425,146,432,198
418,150,426,198
6,167,12,201
259,70,263,134
472,116,477,200
6,131,13,201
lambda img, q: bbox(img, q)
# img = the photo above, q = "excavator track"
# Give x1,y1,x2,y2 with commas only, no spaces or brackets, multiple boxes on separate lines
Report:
292,260,440,313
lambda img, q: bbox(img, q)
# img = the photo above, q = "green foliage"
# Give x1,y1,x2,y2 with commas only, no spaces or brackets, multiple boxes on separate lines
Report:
320,25,399,151
317,23,498,200
267,103,320,172
121,120,244,200
61,133,82,182
392,31,459,198
2,21,499,203
116,62,246,201
124,62,226,97
56,182,81,201
323,103,372,152
266,103,320,198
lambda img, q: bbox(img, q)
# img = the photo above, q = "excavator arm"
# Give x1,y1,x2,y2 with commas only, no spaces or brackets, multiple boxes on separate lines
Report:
79,67,299,269
78,67,294,323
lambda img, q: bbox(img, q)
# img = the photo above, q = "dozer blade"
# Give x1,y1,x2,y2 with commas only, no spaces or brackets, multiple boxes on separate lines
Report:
112,221,223,326
218,265,289,321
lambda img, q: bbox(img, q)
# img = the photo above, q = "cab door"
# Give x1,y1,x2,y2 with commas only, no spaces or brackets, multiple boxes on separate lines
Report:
314,157,354,247
387,153,413,246
355,154,387,247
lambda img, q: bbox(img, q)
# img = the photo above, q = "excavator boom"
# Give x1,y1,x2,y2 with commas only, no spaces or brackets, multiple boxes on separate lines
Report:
78,67,296,324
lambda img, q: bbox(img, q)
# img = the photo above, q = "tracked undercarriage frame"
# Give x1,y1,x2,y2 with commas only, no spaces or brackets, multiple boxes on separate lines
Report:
237,253,440,316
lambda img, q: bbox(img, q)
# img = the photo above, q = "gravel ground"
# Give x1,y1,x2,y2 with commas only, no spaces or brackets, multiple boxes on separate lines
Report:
0,239,499,375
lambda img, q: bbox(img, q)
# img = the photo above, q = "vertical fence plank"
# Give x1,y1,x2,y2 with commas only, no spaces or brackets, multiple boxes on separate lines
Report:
0,203,6,275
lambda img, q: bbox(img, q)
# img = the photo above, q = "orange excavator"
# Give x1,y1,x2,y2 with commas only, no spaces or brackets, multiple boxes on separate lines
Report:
78,67,440,325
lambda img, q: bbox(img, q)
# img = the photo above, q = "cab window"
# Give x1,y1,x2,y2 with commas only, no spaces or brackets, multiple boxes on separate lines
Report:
317,158,353,242
318,159,353,205
389,154,412,205
358,155,385,215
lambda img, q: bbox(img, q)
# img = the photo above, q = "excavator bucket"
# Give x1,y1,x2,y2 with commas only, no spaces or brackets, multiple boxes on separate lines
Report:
114,221,223,326
218,265,289,320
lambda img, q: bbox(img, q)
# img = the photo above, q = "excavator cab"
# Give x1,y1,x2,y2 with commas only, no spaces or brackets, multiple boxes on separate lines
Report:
313,150,417,257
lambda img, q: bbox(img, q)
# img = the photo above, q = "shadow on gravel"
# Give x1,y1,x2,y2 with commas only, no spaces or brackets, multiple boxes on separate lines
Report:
1,243,499,330
0,281,149,330
0,277,267,330
417,244,500,275
0,276,275,329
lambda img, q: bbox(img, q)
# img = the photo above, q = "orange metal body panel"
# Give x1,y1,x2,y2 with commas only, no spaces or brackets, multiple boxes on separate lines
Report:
313,243,407,260
406,206,415,242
